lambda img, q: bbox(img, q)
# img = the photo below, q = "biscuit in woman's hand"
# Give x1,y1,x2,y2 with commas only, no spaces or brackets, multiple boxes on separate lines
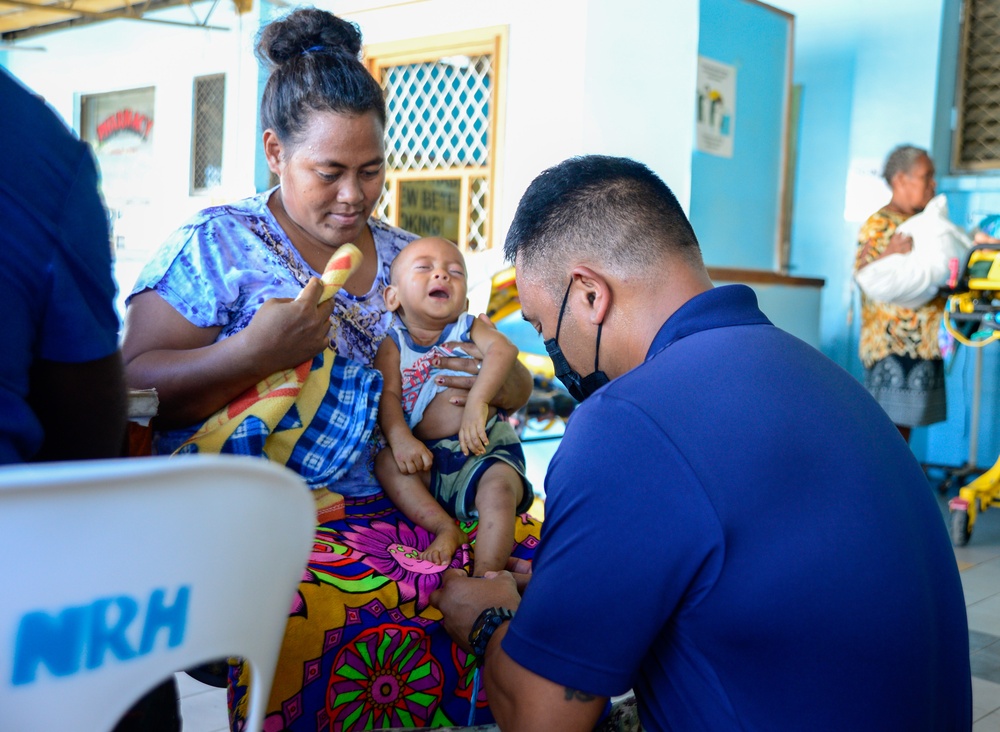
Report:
319,243,363,303
295,243,364,304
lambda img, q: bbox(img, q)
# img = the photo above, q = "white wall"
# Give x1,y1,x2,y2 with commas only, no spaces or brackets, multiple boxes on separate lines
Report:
4,2,262,310
767,0,986,469
581,0,697,212
336,0,591,245
336,0,697,239
5,0,698,311
5,4,260,244
769,0,944,369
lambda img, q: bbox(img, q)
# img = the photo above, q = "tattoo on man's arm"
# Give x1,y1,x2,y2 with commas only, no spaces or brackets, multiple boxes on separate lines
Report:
564,687,597,703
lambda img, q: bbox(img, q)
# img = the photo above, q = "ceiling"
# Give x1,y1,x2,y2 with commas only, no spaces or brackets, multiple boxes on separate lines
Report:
0,0,418,44
0,0,237,42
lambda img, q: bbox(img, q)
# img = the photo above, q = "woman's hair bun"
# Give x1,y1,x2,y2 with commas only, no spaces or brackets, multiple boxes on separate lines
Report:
255,6,386,138
256,7,363,67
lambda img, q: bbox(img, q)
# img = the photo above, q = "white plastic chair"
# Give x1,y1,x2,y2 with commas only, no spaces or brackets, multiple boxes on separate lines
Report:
0,454,316,732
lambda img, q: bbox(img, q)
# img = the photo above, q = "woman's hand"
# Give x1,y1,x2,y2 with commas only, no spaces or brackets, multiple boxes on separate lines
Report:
857,231,913,272
437,315,532,412
123,279,336,428
883,231,914,257
974,231,1000,245
240,278,336,374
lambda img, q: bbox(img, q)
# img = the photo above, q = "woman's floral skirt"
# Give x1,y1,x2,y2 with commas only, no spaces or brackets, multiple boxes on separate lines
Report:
228,490,542,731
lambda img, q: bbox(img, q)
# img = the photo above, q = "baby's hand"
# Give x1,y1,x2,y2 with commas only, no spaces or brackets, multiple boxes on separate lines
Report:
393,436,433,475
459,402,490,456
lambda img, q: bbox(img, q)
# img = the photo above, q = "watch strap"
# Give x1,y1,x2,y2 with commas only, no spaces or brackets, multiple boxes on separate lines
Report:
468,606,515,662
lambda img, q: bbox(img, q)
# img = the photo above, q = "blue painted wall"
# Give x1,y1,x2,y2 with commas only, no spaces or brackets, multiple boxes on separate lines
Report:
784,43,857,372
771,0,1000,472
692,0,791,271
924,0,1000,471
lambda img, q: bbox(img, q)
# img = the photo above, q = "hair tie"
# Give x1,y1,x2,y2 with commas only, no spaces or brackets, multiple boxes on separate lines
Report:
301,45,326,56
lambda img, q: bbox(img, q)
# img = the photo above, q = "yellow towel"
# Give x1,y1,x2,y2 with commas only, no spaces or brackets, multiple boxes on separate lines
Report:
175,244,371,521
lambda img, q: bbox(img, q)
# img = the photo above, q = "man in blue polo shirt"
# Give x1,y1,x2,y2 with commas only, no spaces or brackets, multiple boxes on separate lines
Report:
431,155,971,731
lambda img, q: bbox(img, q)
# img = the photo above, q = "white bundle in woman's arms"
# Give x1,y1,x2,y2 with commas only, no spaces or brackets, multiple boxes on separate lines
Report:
855,194,972,309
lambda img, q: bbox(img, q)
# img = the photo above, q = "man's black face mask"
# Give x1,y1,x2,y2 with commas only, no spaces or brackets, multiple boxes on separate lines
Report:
543,279,609,402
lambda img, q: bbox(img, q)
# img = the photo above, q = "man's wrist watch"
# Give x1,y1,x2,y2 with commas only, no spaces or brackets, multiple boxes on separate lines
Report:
468,607,515,662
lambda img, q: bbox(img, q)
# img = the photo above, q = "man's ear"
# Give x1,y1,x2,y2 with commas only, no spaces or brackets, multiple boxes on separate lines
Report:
262,129,283,174
384,284,401,312
571,266,611,325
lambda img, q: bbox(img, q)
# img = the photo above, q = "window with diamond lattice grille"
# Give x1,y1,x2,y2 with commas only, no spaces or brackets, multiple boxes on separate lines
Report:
191,74,225,192
366,29,505,252
954,0,1000,170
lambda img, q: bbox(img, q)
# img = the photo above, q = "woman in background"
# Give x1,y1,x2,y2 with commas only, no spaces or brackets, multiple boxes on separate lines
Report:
855,144,943,443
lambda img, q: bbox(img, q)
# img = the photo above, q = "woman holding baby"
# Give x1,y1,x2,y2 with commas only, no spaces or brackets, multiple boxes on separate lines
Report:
122,7,536,729
855,144,944,442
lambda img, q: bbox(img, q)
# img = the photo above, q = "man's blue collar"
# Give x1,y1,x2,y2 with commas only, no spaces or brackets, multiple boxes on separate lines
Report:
645,284,772,362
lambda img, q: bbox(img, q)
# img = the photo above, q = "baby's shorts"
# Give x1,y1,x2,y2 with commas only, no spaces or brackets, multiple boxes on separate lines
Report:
424,414,534,521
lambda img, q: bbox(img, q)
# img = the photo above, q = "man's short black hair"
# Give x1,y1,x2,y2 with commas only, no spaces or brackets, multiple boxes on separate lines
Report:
503,155,701,281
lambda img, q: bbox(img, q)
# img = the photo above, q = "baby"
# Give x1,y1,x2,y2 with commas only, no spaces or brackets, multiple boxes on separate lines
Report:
374,236,533,575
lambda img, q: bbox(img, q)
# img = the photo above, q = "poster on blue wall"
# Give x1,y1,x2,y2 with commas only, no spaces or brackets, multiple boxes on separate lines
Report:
696,56,737,158
691,0,792,271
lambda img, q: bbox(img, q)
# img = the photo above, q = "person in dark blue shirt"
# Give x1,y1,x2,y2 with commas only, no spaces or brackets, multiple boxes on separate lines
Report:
1,68,175,732
432,155,971,731
0,68,125,464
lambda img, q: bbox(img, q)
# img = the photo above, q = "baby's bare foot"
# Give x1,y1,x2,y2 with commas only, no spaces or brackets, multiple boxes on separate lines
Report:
420,524,465,566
